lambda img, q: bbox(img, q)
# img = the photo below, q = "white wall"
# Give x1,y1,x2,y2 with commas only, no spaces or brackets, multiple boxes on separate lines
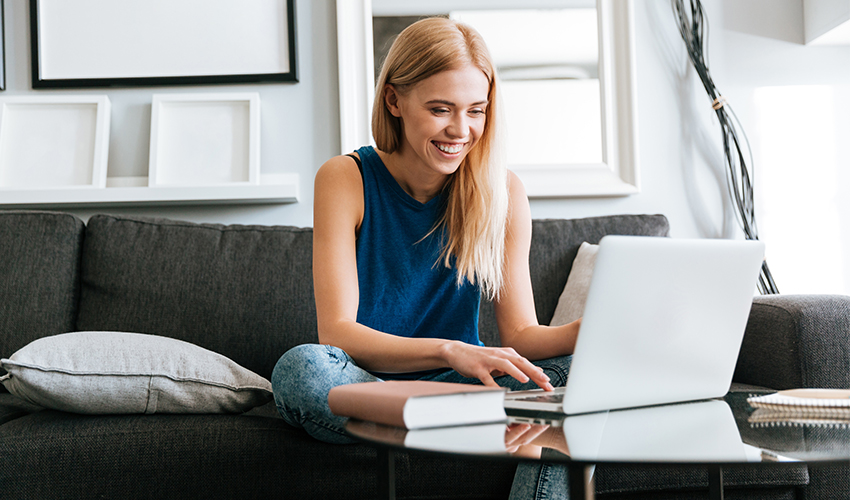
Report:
2,1,849,263
720,0,850,294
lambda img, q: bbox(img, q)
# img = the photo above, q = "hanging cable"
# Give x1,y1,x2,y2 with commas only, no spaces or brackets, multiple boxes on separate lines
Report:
672,0,779,294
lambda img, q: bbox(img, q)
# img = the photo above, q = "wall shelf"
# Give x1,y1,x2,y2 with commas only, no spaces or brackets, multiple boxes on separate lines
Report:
0,173,299,208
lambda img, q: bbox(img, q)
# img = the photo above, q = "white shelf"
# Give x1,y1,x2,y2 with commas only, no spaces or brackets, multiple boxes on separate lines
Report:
0,174,299,208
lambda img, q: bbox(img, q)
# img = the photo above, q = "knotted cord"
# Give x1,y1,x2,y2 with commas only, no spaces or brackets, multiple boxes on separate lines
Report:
672,0,779,294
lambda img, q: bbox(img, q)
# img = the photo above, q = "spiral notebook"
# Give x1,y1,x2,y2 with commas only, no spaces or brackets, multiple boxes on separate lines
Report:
747,389,850,410
747,389,850,423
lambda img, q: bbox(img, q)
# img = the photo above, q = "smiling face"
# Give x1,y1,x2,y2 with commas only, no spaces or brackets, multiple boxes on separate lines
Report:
385,64,491,183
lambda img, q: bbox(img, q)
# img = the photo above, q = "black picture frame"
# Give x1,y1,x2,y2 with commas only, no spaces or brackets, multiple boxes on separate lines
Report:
29,0,297,89
0,0,6,91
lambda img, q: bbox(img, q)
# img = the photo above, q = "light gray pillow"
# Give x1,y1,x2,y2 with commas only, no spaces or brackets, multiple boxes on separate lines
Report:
0,331,273,414
550,242,599,326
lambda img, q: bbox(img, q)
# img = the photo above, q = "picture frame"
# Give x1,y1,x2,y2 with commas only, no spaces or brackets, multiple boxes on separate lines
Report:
148,93,261,188
0,0,5,91
338,0,639,198
0,96,111,190
30,0,298,88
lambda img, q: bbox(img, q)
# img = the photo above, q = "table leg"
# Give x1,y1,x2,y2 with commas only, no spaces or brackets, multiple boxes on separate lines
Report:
708,465,724,500
568,463,596,500
377,448,396,500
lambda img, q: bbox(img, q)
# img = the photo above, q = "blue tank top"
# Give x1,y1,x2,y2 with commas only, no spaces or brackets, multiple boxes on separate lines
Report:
354,146,482,378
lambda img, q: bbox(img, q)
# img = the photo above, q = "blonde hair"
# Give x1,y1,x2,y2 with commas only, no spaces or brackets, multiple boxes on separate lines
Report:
372,17,509,300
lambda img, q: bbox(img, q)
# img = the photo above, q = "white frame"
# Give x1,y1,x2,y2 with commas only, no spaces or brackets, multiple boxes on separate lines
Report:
31,0,298,87
336,0,639,198
148,93,261,188
0,95,110,190
337,0,376,154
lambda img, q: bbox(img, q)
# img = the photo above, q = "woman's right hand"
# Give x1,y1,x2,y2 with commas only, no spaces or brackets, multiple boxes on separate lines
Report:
440,341,554,390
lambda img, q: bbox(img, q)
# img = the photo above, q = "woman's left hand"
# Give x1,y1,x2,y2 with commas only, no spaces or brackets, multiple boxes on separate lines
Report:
440,341,554,390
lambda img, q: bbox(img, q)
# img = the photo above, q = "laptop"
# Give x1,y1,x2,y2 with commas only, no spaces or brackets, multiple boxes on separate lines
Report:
504,235,765,415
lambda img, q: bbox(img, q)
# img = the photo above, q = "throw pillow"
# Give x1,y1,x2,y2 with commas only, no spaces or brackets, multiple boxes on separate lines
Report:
0,331,273,414
549,242,599,327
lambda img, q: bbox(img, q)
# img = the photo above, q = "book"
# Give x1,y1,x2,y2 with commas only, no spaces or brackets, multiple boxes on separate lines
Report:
747,389,850,417
328,380,507,430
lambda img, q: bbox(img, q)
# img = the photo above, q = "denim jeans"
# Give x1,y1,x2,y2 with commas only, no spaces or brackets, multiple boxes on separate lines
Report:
272,344,572,500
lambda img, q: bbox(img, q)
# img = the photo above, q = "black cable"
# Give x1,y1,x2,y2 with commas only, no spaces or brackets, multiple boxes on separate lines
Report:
672,0,779,294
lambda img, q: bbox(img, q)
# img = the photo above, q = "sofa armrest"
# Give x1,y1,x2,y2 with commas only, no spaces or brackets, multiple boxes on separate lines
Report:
733,294,850,390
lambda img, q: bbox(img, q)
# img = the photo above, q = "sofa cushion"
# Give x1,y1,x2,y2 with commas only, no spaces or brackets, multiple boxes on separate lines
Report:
0,403,809,500
0,211,84,389
478,214,669,347
0,408,515,500
0,393,42,426
1,331,272,414
550,241,599,326
75,215,315,381
595,463,808,497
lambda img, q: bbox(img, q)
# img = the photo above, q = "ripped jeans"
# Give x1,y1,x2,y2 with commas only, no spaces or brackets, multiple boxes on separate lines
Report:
271,344,572,500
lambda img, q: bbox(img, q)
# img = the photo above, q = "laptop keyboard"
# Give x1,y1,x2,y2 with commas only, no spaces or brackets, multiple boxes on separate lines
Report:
515,392,564,404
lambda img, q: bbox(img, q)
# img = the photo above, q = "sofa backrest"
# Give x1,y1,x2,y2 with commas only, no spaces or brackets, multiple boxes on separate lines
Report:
74,214,670,376
0,211,84,385
477,214,670,347
75,214,315,381
1,211,671,382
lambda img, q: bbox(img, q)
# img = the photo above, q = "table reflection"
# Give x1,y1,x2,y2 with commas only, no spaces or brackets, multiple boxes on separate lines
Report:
347,398,772,463
346,395,850,464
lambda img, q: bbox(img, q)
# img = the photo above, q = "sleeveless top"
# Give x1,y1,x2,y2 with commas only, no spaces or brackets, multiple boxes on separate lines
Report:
353,146,482,379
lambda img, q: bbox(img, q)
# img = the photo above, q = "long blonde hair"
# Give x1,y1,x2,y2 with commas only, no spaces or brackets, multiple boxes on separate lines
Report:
372,17,509,300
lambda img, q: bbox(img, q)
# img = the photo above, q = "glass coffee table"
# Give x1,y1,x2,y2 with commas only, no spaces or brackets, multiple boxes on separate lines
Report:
345,391,850,500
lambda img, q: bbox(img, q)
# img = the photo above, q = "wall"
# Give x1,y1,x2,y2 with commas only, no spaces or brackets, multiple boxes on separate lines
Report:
1,1,848,261
721,0,850,294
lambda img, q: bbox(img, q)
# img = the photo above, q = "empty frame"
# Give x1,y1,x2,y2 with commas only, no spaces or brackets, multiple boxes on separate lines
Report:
0,96,111,189
30,0,298,88
148,93,261,187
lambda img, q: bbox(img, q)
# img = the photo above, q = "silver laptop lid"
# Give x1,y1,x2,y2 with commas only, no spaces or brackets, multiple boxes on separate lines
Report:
560,236,765,415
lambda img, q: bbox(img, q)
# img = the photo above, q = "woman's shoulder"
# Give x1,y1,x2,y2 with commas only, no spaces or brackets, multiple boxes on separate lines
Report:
506,169,528,199
314,154,366,227
315,154,366,214
317,153,363,183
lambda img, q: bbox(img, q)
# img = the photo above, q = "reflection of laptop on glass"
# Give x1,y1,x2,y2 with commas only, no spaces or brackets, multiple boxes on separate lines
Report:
504,235,765,415
509,399,752,463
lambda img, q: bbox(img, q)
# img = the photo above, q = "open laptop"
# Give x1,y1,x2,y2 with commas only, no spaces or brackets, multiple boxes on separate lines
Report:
504,235,765,415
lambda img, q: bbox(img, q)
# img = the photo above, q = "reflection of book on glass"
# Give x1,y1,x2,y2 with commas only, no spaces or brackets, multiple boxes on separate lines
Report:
405,422,508,454
747,389,850,419
328,381,507,429
744,405,850,461
345,419,509,455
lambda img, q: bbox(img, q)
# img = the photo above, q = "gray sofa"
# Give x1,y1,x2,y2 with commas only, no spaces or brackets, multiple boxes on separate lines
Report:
1,210,848,500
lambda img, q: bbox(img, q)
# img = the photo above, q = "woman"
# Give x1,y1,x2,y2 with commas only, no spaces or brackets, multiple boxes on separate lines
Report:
272,17,582,499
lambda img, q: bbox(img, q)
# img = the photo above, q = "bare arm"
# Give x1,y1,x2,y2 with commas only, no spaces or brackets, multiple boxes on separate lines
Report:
494,171,581,360
313,156,549,387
